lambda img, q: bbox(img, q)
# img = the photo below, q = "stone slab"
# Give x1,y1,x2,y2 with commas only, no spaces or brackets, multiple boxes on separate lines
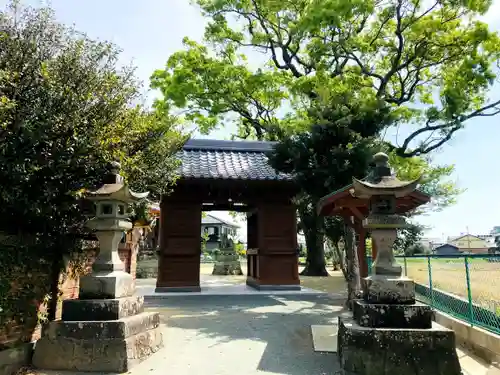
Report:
246,279,301,291
62,295,144,321
353,300,434,329
32,324,163,373
311,324,338,352
155,286,202,293
79,271,135,299
41,311,160,340
337,315,462,375
363,275,415,304
0,342,33,375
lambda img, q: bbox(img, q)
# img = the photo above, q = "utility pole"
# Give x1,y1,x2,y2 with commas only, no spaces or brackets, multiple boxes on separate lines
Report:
466,226,471,253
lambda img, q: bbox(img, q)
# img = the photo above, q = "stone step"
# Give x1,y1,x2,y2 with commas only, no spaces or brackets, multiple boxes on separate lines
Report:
62,295,144,321
42,311,160,340
353,299,433,329
338,315,462,375
33,325,163,373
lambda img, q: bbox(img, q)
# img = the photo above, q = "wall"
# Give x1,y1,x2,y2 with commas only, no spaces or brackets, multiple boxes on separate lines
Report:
0,235,138,350
450,235,490,252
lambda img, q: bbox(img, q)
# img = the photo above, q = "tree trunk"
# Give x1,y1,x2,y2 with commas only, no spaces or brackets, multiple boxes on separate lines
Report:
333,242,348,281
299,208,328,276
343,222,361,309
47,253,63,321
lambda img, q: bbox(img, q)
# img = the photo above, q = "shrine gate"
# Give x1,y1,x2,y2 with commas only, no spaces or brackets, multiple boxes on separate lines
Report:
155,139,300,292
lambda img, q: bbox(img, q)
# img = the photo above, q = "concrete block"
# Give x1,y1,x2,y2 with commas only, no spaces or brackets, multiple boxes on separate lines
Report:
363,275,415,304
337,315,462,375
79,270,135,299
0,343,33,375
353,300,433,329
32,316,163,373
62,295,144,321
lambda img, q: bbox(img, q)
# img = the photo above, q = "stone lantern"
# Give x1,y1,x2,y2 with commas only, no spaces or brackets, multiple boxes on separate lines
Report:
337,152,462,375
33,162,164,373
79,161,149,299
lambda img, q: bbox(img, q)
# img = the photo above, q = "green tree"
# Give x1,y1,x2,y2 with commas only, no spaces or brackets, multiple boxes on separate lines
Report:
0,1,184,343
151,0,493,275
152,0,500,155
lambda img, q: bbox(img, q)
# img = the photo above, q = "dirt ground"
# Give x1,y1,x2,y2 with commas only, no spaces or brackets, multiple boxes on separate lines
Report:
196,263,348,295
404,259,500,310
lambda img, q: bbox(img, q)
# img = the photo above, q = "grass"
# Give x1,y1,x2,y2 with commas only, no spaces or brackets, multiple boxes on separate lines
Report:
403,259,500,311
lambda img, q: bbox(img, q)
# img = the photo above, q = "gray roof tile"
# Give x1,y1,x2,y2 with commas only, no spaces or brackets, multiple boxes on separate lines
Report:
178,139,291,181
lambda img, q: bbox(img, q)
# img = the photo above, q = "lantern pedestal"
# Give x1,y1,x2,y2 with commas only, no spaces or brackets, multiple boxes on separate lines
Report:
334,153,461,375
338,275,462,375
33,162,163,373
337,316,462,375
362,275,415,304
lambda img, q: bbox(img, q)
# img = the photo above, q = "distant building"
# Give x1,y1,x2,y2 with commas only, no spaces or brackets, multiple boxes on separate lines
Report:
445,234,490,254
434,244,462,256
201,213,239,251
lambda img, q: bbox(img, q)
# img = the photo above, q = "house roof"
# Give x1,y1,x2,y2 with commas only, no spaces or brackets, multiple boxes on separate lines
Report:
202,213,240,228
177,139,292,181
435,243,459,250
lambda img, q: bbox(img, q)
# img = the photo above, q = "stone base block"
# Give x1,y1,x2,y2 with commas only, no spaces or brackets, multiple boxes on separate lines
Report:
337,315,462,375
32,312,163,373
62,295,144,321
155,286,201,293
363,275,415,304
246,278,301,291
79,270,135,299
353,300,433,329
212,261,244,276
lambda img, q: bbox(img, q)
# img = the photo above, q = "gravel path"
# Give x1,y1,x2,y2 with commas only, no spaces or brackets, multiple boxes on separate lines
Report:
134,294,345,375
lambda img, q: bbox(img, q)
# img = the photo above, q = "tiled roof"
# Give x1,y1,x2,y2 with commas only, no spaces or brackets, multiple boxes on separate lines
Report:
202,213,240,228
178,139,292,181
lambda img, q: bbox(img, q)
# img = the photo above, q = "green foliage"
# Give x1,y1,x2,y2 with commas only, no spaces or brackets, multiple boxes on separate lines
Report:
0,1,184,346
404,242,430,256
201,231,210,252
394,223,425,254
234,242,246,257
389,152,463,211
153,0,500,155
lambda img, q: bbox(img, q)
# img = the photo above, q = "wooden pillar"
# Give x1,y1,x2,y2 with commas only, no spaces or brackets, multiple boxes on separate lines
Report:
246,211,259,279
356,223,368,278
371,231,378,263
246,203,300,290
155,199,202,292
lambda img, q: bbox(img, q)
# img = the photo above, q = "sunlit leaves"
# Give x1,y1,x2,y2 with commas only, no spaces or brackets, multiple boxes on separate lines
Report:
158,0,500,155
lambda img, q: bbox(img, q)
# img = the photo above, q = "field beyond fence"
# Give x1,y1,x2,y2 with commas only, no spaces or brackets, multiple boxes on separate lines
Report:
369,254,500,335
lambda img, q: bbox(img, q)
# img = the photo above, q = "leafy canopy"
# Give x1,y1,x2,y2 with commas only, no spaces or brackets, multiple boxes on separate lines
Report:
152,0,500,155
0,1,186,336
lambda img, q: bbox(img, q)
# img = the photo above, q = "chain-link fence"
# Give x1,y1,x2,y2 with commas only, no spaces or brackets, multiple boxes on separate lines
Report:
367,254,500,335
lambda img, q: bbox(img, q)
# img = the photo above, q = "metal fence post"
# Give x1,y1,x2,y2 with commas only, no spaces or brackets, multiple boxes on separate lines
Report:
464,255,474,325
427,256,434,306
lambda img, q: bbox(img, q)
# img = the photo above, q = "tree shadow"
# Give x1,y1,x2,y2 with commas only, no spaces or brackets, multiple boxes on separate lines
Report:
147,294,345,375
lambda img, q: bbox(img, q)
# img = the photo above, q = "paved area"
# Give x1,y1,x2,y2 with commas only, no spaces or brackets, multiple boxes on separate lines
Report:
138,294,345,375
32,277,497,375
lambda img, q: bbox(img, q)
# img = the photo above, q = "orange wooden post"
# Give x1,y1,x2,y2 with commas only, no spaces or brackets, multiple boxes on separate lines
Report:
357,225,368,278
371,231,378,262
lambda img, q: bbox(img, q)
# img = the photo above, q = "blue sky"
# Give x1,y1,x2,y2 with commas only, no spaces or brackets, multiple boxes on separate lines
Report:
4,0,500,242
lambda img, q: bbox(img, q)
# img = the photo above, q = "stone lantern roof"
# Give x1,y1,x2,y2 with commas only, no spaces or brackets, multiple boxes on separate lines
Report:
87,161,149,203
351,152,421,199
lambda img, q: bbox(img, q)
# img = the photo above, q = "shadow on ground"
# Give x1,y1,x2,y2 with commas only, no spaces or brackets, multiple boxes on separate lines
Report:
146,294,346,375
